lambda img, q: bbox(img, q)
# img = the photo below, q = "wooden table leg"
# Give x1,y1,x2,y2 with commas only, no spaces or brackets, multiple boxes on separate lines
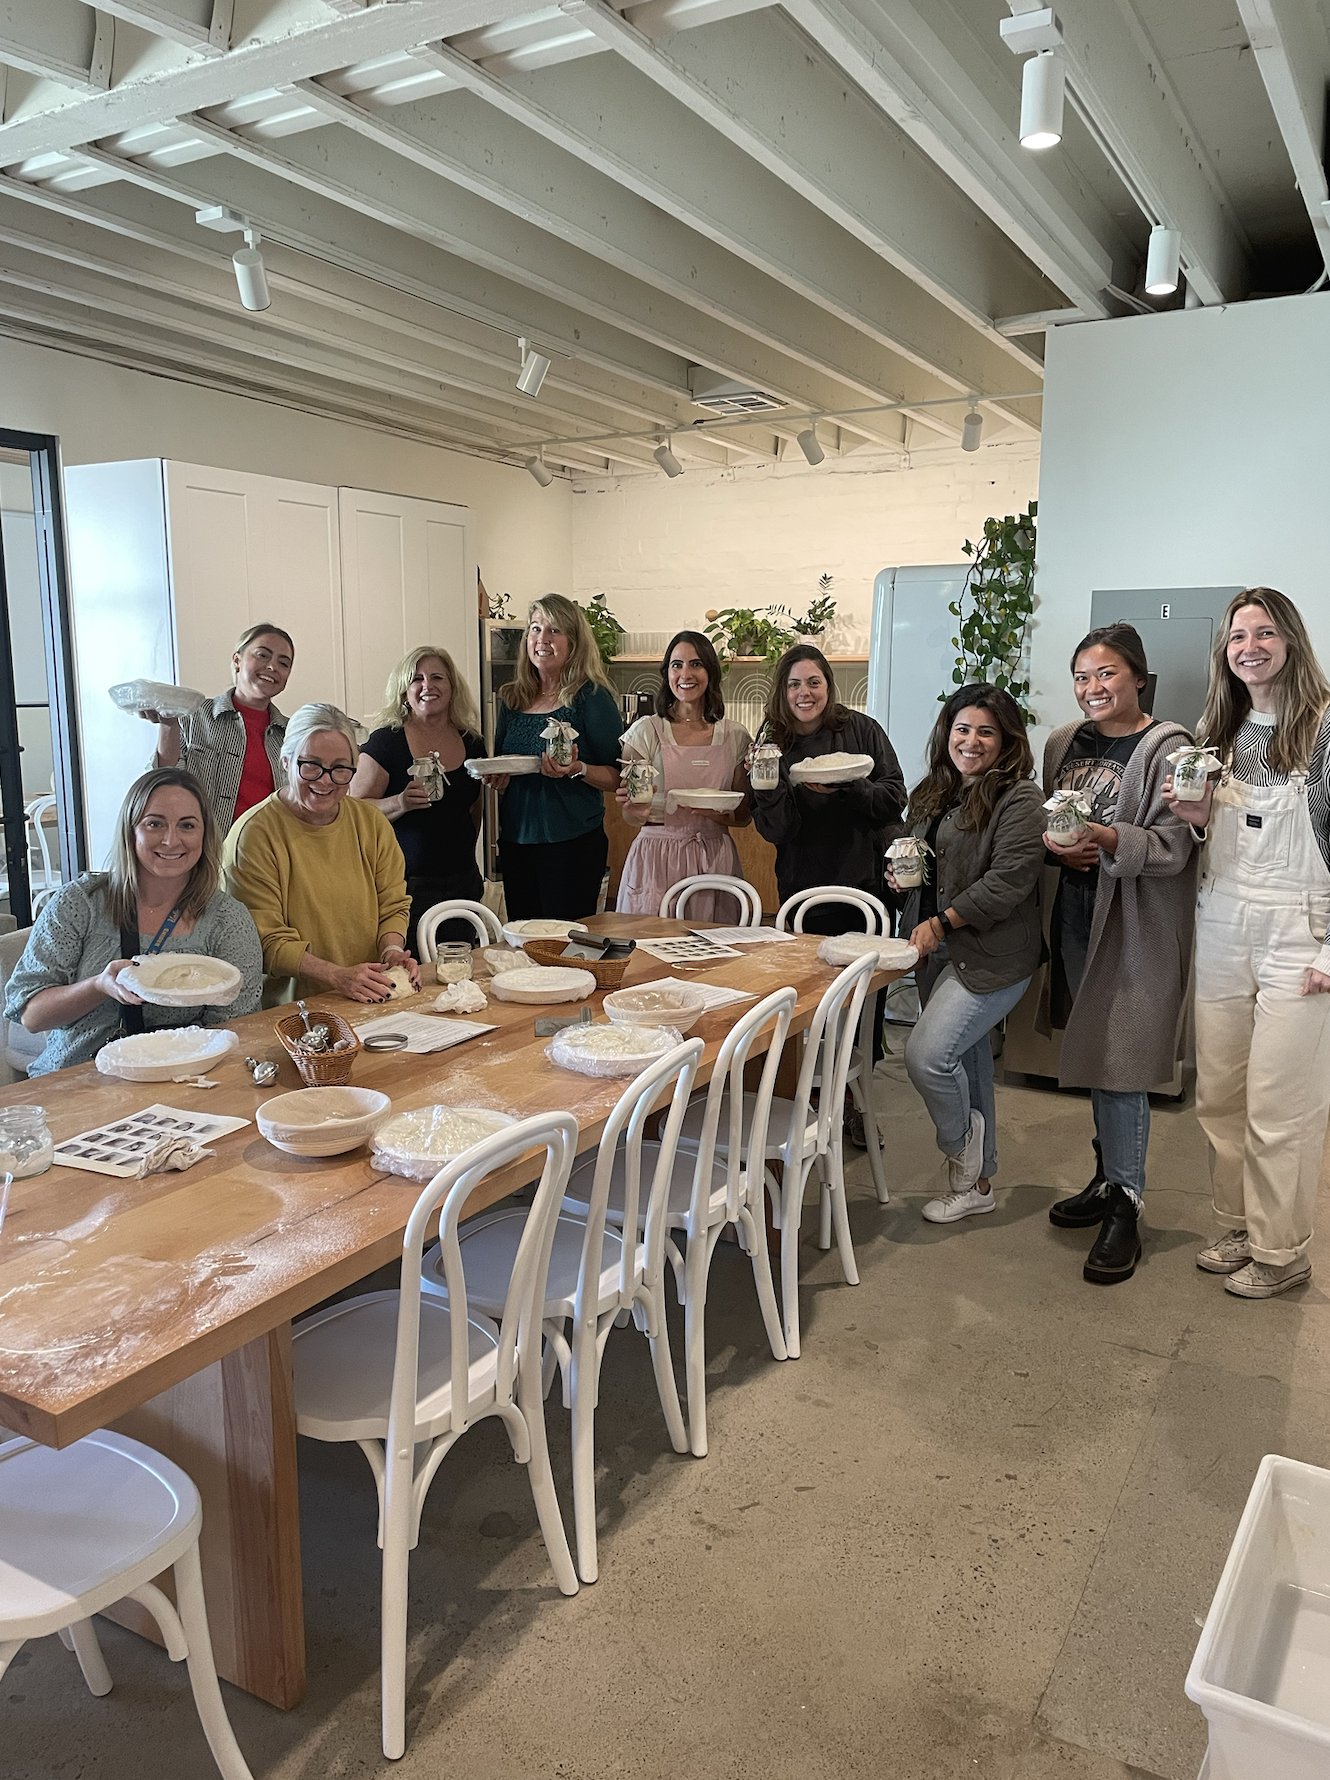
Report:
105,1324,305,1709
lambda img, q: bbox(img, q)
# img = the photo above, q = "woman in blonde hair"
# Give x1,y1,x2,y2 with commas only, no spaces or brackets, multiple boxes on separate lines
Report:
144,622,295,833
5,767,262,1074
1166,588,1330,1299
490,595,623,919
350,646,485,953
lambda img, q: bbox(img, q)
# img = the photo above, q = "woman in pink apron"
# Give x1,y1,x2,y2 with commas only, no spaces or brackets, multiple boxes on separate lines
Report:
617,630,753,922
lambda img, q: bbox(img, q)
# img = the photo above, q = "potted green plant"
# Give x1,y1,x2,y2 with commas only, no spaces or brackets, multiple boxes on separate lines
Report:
704,605,796,668
945,503,1037,722
579,592,625,664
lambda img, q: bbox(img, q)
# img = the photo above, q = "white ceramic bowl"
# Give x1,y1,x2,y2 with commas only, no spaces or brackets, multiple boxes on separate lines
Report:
257,1086,392,1157
602,983,707,1034
501,918,584,948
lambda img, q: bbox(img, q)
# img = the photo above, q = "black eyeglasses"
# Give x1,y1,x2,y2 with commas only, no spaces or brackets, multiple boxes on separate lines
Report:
296,758,355,785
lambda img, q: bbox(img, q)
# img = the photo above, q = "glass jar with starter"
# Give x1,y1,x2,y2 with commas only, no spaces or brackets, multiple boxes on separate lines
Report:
0,1104,54,1178
434,942,474,984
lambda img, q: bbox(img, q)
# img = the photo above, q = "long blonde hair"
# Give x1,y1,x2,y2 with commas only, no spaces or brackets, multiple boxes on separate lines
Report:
1198,588,1330,776
103,768,220,929
500,594,614,710
374,645,481,736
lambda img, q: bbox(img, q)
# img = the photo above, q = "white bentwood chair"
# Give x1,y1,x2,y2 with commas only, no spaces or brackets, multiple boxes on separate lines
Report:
292,1113,580,1759
679,953,875,1359
0,1430,254,1779
659,875,762,928
562,988,797,1458
775,886,890,1206
422,1041,702,1583
416,898,503,960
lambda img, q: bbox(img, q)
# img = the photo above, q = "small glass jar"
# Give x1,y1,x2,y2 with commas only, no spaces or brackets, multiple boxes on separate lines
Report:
0,1105,53,1178
624,760,655,803
408,754,445,802
750,742,781,790
434,943,474,984
1172,754,1210,802
888,843,926,889
546,731,574,768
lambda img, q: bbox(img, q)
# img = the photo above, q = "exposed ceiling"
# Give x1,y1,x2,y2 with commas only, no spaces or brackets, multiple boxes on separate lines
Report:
0,0,1326,479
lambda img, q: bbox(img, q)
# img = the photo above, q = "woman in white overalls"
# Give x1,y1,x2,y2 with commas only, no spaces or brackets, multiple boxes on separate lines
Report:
617,630,753,922
1167,588,1330,1299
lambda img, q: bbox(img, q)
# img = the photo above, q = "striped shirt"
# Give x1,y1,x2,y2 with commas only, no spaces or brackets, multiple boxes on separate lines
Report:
162,691,287,837
1229,709,1330,872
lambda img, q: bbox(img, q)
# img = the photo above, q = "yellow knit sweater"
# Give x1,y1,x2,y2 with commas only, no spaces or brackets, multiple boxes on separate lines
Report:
222,793,411,1000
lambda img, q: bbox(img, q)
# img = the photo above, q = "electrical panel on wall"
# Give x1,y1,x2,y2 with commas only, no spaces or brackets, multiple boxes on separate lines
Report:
1088,588,1244,734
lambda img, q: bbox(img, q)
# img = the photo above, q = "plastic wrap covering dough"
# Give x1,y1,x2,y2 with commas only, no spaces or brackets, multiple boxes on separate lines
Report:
372,1104,517,1180
816,935,919,971
95,1026,240,1081
788,752,873,783
548,1021,682,1077
108,679,207,718
117,953,243,1007
602,984,705,1032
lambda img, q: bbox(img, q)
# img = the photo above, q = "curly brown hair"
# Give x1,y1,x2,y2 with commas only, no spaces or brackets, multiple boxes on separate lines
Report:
908,683,1034,833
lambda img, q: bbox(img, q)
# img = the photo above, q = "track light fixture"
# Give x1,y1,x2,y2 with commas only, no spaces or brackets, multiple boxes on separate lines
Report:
525,452,554,487
232,227,270,313
961,402,983,453
796,426,825,466
1019,50,1065,149
653,439,684,478
1144,226,1182,297
516,336,551,398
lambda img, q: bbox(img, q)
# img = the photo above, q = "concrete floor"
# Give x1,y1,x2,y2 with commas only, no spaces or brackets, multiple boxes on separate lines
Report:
10,1052,1330,1780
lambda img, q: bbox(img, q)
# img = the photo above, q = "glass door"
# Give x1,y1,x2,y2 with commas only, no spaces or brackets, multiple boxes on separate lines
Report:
0,432,85,929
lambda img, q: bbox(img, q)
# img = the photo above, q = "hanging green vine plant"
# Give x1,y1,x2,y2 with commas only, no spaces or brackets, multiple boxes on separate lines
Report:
946,501,1037,722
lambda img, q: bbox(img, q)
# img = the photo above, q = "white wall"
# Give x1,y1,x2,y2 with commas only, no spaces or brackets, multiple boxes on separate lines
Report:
570,440,1042,653
0,336,574,612
1032,292,1330,747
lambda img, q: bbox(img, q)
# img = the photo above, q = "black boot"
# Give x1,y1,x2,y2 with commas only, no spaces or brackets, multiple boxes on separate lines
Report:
1049,1170,1111,1227
1083,1186,1141,1284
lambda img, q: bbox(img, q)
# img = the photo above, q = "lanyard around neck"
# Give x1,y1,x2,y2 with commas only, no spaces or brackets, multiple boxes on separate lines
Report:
143,907,182,954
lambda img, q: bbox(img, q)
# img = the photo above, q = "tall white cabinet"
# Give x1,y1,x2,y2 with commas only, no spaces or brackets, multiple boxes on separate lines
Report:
65,460,475,868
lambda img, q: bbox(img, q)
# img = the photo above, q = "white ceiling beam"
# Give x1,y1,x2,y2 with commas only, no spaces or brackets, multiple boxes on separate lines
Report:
777,0,1123,317
1025,0,1250,304
93,0,222,56
547,3,1062,357
414,37,1045,432
159,113,944,449
278,82,971,440
1233,0,1330,275
0,0,538,162
0,0,108,90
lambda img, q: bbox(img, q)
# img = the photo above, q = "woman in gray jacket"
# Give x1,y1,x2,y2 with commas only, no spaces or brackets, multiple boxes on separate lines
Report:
892,684,1046,1224
1038,624,1197,1284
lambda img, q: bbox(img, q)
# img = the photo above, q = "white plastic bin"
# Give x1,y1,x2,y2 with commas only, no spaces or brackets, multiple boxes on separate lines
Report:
1187,1453,1330,1779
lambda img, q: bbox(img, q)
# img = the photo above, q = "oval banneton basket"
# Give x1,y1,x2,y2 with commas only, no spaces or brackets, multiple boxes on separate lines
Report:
275,1008,362,1087
522,936,633,989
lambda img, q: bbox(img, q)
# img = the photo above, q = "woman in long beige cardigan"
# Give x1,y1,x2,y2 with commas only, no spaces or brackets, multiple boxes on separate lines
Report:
1035,624,1199,1284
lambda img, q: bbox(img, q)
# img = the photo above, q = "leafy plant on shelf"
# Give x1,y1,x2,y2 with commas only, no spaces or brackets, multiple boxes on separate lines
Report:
707,589,838,668
945,501,1037,723
795,591,837,638
579,592,625,665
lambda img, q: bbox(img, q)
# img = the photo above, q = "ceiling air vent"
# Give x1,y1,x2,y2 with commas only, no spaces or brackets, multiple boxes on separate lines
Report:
687,368,787,416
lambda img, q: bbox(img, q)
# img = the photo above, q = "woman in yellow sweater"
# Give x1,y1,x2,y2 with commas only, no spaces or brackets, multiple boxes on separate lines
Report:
222,703,417,1003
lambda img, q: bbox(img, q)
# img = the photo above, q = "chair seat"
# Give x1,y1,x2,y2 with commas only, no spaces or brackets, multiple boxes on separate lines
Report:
562,1140,730,1230
678,1092,815,1161
423,1207,639,1320
293,1290,499,1443
0,1431,199,1638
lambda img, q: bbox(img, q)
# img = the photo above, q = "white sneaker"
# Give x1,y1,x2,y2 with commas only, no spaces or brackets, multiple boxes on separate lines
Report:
922,1183,995,1224
1196,1229,1251,1274
1224,1259,1312,1299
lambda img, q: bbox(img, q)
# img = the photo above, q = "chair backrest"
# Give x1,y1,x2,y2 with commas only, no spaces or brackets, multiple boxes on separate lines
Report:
570,1038,702,1329
416,899,503,960
660,874,762,927
25,798,58,895
687,986,796,1226
390,1112,578,1465
791,954,876,1155
775,886,887,935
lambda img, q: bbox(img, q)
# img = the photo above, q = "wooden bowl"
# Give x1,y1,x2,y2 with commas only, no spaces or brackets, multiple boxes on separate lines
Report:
521,937,634,989
275,1009,362,1087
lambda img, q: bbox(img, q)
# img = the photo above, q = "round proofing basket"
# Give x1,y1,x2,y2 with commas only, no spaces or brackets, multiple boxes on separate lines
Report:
522,937,633,989
276,1009,362,1086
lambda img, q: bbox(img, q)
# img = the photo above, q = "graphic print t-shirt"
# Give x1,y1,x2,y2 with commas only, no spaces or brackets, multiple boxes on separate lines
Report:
1055,719,1155,956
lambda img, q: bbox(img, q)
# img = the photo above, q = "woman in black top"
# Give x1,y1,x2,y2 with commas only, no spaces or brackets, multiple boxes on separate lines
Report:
749,645,906,930
350,646,486,954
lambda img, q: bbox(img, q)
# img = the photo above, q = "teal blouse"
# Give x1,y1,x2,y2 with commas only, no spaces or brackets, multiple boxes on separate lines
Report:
495,682,624,846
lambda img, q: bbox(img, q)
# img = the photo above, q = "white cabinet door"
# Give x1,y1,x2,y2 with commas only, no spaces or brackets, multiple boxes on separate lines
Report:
164,462,344,714
337,487,475,726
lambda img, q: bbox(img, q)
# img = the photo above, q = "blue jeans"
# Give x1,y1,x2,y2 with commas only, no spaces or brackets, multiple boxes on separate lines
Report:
907,954,1032,1179
1060,905,1150,1206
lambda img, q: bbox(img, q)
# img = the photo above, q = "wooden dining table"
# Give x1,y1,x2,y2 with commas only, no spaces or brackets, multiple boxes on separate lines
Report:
0,914,902,1708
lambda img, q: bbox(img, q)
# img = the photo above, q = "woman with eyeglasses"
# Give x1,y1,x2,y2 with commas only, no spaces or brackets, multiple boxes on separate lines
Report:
221,702,417,1004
